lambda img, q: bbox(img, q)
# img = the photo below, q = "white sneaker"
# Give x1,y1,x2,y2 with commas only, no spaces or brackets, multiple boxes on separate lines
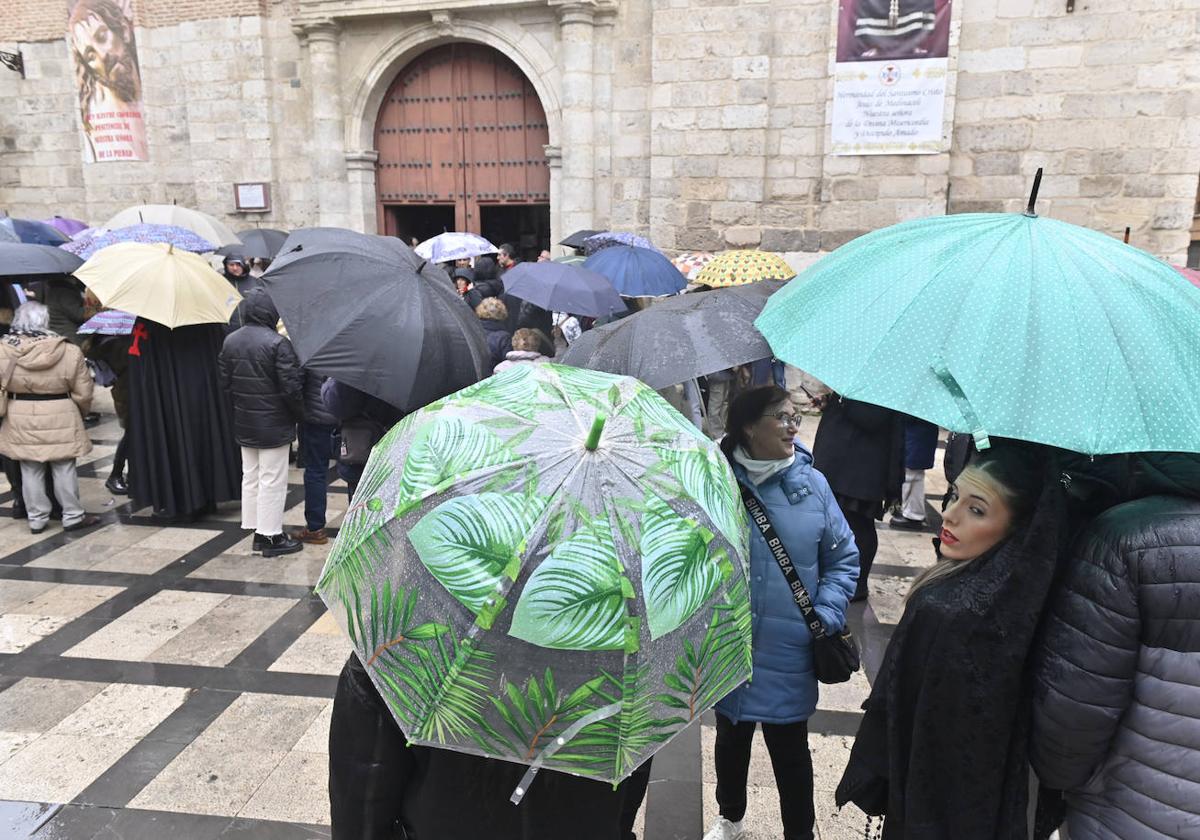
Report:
702,817,745,840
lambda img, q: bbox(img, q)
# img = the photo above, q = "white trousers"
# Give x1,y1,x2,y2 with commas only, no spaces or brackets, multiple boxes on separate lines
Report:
20,459,85,528
240,444,290,536
900,467,927,522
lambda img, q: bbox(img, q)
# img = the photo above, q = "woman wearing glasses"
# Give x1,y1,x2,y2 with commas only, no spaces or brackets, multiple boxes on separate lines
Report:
703,385,860,840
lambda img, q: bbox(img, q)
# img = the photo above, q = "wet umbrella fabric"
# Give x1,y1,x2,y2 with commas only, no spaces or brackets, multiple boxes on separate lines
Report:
43,217,89,237
583,232,661,256
74,242,242,328
63,224,216,260
561,282,784,389
583,245,687,298
0,243,84,277
414,232,497,263
502,262,626,319
218,228,289,260
0,218,70,246
1175,265,1200,289
102,204,239,247
672,252,715,282
0,225,17,244
694,250,796,288
316,363,752,786
261,228,491,412
559,229,602,250
77,309,137,336
755,212,1200,455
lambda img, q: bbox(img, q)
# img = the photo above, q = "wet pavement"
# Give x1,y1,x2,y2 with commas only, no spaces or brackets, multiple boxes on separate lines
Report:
0,396,944,839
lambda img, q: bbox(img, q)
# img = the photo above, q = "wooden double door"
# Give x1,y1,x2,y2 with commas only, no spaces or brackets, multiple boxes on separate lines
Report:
375,43,551,250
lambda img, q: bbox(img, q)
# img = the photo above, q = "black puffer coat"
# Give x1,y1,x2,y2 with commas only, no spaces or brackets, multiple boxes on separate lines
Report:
1031,457,1200,840
329,654,650,840
480,318,512,369
302,368,336,426
217,287,303,448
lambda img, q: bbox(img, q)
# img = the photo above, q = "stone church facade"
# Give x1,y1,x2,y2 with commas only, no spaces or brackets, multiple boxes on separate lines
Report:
1,0,1198,263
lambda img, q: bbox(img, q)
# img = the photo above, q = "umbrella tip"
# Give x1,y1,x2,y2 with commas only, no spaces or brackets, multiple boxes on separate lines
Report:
167,243,174,255
1024,168,1043,217
584,413,607,451
1123,226,1131,244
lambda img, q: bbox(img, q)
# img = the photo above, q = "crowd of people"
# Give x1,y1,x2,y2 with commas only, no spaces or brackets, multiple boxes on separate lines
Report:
1,230,1196,840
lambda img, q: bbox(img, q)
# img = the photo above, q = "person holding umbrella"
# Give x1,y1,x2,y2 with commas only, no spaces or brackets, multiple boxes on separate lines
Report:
0,302,100,534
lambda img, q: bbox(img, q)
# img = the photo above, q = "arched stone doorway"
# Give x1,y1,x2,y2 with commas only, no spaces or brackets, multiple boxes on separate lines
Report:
374,43,551,257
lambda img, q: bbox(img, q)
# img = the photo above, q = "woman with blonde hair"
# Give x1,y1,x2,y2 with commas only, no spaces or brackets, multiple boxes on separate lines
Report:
475,296,512,369
836,439,1065,839
493,328,552,374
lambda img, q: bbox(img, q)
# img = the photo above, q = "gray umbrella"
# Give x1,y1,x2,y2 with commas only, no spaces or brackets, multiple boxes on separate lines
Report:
560,281,785,389
0,243,84,277
260,228,491,411
218,228,289,260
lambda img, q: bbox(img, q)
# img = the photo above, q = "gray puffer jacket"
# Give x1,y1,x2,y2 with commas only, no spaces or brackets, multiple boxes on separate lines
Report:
1031,484,1200,839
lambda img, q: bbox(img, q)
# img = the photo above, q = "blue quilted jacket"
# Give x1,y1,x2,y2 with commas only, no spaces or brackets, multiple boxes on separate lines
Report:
716,444,860,725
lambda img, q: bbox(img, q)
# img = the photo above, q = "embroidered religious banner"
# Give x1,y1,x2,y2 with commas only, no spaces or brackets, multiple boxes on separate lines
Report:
66,0,149,162
831,0,952,155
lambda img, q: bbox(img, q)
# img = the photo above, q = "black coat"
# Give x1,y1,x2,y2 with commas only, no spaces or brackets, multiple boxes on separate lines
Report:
328,654,650,840
836,470,1066,838
480,319,512,369
218,288,303,448
302,368,337,427
812,396,904,506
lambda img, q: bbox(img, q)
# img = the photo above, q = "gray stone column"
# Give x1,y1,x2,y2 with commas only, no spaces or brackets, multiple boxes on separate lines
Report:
299,20,349,227
345,151,380,234
554,1,596,236
545,144,564,250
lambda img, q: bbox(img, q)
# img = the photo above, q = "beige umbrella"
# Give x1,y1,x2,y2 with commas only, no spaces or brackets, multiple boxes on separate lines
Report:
74,242,242,328
101,204,239,247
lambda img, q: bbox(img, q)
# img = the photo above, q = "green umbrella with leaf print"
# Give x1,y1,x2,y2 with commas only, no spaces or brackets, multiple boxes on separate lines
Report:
316,363,753,786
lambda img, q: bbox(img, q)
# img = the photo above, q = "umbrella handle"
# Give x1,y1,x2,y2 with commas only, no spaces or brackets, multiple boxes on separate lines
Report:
931,357,991,450
509,700,624,804
585,414,607,451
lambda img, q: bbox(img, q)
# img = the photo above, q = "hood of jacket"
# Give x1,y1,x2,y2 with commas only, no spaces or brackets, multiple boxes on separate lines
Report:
1,332,70,371
1061,451,1200,511
240,287,279,329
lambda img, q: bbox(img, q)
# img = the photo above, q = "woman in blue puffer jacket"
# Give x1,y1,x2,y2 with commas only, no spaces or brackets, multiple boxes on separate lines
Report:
704,385,860,840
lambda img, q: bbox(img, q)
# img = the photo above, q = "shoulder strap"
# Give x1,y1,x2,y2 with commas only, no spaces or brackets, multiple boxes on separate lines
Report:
740,483,827,640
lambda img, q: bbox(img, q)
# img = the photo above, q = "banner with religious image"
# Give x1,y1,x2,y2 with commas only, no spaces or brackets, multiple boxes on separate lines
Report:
66,0,149,162
831,0,952,155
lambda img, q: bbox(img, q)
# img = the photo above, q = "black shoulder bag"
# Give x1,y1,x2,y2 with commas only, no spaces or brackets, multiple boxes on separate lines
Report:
740,484,861,684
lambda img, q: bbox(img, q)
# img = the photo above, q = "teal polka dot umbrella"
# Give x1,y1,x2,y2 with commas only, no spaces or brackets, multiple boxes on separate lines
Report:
755,177,1200,455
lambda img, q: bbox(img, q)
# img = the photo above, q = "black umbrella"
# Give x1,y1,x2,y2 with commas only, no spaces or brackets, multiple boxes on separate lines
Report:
0,243,84,277
558,229,601,250
219,228,289,260
260,228,491,411
560,281,785,389
501,261,626,318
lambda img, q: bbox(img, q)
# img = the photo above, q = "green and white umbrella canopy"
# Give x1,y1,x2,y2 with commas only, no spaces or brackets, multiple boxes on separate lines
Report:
316,364,753,786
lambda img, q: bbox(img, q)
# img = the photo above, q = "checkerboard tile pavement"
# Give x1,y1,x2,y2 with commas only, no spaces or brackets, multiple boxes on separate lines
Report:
0,397,941,839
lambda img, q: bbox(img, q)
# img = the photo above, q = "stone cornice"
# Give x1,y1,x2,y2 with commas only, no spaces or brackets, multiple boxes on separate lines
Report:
345,150,380,170
292,0,616,29
292,18,340,47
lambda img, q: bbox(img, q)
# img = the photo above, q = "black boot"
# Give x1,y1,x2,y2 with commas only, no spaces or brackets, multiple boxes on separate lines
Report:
260,532,303,557
105,474,129,496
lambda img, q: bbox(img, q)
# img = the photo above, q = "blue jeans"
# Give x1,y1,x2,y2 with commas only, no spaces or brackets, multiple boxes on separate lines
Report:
302,422,336,531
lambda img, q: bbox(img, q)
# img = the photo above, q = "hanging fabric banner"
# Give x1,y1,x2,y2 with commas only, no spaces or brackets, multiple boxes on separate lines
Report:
66,0,149,162
831,0,952,155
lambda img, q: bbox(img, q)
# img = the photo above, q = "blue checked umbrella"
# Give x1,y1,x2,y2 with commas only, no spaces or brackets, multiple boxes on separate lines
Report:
414,232,498,263
64,224,217,260
77,309,137,336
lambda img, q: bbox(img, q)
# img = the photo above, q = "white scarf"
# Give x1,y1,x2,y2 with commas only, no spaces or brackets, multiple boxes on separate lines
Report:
732,445,795,486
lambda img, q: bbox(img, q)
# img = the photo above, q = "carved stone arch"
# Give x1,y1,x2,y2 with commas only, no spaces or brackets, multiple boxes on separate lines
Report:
346,20,562,156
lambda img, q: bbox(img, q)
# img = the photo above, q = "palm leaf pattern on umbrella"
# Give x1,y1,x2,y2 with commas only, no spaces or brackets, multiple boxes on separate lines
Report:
316,364,753,783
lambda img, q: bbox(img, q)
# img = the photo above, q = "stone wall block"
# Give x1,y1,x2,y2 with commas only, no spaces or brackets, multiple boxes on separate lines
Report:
724,226,761,247
760,228,819,252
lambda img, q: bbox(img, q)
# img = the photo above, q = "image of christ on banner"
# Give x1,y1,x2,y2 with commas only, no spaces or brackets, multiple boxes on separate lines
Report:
67,0,149,162
837,0,951,63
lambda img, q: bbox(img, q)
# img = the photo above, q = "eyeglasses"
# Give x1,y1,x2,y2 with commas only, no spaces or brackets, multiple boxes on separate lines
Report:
772,412,801,428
